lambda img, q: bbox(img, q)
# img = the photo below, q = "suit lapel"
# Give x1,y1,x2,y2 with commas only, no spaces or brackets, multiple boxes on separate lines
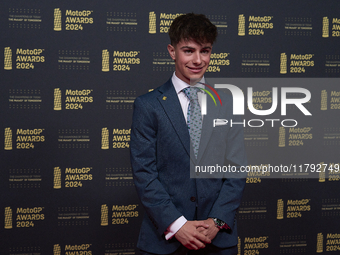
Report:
157,79,191,158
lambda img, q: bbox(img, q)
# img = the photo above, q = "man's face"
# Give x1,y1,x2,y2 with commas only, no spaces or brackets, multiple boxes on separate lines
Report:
167,39,212,84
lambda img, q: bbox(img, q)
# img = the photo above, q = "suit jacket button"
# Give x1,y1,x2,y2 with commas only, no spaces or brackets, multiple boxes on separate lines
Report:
190,196,196,202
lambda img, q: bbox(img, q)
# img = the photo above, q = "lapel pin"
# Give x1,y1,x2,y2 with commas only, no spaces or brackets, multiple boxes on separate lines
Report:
163,96,167,100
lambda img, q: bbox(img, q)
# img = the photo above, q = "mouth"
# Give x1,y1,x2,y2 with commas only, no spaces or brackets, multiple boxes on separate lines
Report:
187,66,204,73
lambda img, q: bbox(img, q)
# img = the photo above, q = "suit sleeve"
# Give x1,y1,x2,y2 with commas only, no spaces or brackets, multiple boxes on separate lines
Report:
208,109,247,231
130,96,183,236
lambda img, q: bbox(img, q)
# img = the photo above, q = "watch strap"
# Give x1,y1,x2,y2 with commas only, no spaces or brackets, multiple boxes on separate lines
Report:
212,218,230,230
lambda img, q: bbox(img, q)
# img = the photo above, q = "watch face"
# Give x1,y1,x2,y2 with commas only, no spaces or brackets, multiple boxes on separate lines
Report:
213,218,224,227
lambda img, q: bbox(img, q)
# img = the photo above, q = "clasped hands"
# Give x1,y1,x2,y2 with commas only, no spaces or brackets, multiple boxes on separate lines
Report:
174,218,219,250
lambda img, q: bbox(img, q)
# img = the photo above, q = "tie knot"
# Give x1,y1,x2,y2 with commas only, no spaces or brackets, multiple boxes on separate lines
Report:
183,87,200,101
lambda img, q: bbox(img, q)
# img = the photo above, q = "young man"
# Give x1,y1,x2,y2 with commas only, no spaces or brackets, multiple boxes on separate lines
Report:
130,13,247,255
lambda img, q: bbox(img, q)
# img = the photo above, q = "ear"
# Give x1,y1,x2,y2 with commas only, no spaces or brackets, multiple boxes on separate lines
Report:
167,44,176,61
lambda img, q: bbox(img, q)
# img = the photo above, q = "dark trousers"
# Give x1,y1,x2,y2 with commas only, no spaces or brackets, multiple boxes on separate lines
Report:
140,245,238,255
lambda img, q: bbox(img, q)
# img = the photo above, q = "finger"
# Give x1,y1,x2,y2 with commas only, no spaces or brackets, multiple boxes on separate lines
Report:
190,239,206,250
194,221,210,228
196,232,211,244
184,239,199,250
197,228,209,236
186,243,199,250
202,230,209,236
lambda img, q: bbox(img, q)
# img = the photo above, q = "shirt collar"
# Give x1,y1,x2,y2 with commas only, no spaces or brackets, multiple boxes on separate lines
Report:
171,72,205,95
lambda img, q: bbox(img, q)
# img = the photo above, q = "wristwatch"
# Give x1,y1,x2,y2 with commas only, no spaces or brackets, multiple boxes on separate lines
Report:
212,218,230,230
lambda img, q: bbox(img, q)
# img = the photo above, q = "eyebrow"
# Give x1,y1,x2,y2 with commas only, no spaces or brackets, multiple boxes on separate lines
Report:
180,46,212,50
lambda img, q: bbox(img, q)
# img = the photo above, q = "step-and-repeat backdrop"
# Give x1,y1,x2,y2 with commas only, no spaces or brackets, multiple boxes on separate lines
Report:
1,0,340,254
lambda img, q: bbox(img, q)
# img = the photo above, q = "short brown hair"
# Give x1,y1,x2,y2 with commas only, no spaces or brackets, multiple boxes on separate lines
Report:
169,13,218,46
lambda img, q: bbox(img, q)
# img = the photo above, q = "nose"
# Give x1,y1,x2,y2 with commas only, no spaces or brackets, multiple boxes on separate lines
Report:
192,52,202,65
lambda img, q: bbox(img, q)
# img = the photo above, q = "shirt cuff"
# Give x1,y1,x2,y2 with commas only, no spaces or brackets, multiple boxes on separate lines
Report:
164,216,187,240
